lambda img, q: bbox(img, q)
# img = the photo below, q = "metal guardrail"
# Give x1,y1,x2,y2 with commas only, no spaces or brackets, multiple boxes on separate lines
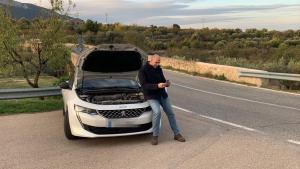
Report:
1,71,300,100
0,87,61,100
239,71,300,81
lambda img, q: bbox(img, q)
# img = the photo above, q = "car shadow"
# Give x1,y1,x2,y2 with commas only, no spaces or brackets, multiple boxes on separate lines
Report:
68,133,152,147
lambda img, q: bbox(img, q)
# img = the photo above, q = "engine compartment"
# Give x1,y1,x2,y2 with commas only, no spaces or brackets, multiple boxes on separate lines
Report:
78,92,145,105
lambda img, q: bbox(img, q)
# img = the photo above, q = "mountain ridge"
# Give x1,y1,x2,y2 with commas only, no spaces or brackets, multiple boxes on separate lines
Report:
0,0,79,20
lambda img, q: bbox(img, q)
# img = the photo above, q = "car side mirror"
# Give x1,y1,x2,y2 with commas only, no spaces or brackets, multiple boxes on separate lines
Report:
60,81,70,89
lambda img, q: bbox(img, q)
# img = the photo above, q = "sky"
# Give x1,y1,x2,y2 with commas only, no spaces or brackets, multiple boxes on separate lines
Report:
17,0,300,30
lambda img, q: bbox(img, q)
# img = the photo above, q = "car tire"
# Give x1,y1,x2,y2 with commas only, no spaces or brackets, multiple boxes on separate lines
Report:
64,109,79,140
63,107,65,116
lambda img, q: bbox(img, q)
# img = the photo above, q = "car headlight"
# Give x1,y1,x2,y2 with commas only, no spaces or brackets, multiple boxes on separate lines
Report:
74,105,98,115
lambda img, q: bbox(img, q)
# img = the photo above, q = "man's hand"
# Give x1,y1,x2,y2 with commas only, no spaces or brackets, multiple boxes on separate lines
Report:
158,83,167,88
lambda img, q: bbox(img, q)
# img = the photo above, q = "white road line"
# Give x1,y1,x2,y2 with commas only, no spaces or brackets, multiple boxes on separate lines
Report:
173,105,300,146
172,105,262,133
287,139,300,145
173,83,300,112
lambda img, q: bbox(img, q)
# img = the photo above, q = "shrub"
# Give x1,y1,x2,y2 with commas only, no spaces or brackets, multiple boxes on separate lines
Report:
287,59,300,74
52,76,69,87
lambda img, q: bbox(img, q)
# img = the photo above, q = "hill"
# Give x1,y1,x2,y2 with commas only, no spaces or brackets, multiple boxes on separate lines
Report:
0,0,77,20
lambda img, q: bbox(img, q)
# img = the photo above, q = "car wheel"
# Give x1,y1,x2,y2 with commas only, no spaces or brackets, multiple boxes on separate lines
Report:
64,109,78,140
63,107,65,116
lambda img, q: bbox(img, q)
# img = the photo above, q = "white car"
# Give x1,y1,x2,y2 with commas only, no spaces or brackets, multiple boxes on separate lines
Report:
60,44,153,139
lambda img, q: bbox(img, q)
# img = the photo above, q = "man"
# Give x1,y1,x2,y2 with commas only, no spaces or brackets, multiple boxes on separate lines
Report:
138,53,185,145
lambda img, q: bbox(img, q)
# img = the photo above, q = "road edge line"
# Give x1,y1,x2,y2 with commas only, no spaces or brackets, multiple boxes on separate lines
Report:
172,105,262,133
173,83,300,112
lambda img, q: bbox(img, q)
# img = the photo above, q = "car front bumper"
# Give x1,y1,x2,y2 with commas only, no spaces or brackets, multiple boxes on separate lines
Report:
68,105,153,137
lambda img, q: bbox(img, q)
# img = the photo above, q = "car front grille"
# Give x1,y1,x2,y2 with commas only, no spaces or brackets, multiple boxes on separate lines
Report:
83,122,152,135
97,106,152,119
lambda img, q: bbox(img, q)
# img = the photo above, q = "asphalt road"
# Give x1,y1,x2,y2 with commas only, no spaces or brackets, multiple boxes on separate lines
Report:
165,70,300,143
1,70,300,169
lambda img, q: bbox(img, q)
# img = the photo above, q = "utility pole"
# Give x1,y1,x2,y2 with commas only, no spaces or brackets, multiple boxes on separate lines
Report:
105,13,108,24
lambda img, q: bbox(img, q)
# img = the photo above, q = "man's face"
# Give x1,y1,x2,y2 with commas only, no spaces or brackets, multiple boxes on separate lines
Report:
149,54,161,68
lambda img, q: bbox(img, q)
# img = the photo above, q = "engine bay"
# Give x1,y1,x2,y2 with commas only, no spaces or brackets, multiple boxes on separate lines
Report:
78,92,145,105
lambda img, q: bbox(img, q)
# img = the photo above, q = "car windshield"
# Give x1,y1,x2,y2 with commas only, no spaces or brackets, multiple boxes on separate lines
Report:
78,78,139,90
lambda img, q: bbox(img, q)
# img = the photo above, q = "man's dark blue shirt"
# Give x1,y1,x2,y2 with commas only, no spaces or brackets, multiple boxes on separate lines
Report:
138,62,168,100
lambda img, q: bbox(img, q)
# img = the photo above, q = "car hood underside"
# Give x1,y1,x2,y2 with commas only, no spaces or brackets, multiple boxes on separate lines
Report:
75,44,147,81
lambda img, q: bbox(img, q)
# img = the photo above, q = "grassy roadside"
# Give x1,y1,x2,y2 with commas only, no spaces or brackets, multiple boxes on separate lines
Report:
0,97,63,116
0,76,59,89
0,76,63,116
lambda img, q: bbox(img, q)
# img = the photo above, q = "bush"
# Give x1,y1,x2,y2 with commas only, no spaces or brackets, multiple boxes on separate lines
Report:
222,43,239,58
263,57,288,73
279,80,300,90
287,59,300,73
214,40,226,50
215,56,261,69
52,76,69,87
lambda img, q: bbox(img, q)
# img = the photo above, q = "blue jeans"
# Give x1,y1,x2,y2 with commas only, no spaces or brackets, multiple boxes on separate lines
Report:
148,97,180,136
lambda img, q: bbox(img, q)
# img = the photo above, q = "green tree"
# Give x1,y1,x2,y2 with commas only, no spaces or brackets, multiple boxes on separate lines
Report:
214,40,226,50
17,17,31,30
172,24,180,34
0,0,73,88
85,19,98,34
190,40,201,49
124,31,146,48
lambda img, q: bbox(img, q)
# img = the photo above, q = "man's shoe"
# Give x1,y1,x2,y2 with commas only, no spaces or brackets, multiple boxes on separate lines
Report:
174,134,186,142
151,136,158,145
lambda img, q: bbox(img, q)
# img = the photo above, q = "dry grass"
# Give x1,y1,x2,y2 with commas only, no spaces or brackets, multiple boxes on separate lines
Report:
0,76,58,89
160,57,268,87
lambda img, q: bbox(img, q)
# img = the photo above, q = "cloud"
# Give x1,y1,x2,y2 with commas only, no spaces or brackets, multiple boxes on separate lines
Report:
73,1,299,26
16,0,300,30
140,15,252,26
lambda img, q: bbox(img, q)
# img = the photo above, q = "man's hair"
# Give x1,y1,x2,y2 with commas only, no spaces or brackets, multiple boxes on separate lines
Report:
148,53,160,61
148,52,156,55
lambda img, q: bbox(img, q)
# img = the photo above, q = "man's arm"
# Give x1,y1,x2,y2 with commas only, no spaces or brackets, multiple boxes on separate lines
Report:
160,68,167,83
138,69,159,90
160,68,171,87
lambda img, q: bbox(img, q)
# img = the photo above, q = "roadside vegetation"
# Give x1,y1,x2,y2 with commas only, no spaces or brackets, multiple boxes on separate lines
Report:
0,97,63,115
0,0,73,88
0,76,62,115
0,76,58,89
68,20,300,89
162,65,228,81
67,21,300,74
0,0,71,114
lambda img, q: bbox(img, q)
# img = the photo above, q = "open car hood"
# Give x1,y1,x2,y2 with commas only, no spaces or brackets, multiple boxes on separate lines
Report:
74,44,147,87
